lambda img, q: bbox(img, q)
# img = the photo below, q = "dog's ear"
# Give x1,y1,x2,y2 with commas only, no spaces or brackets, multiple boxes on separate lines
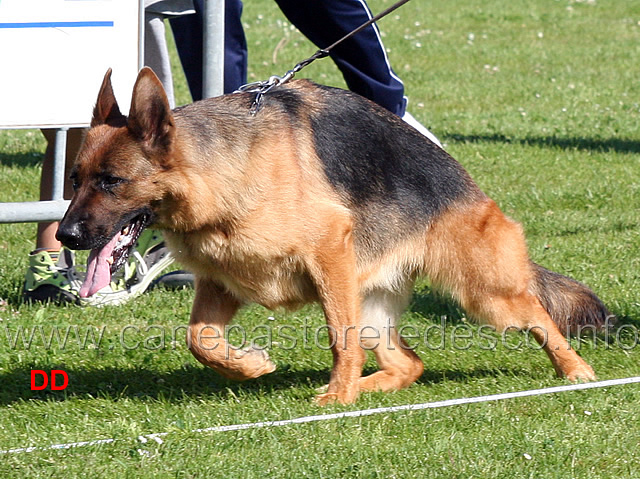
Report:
127,67,175,155
92,68,125,127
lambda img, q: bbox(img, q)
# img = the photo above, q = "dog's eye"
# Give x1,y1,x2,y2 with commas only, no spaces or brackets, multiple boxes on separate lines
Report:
100,175,126,191
70,173,80,191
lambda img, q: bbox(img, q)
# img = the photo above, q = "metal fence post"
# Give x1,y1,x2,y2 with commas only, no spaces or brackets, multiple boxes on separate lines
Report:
51,128,68,201
203,0,225,98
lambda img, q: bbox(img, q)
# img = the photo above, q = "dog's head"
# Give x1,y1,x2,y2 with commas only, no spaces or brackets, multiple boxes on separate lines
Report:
56,67,176,297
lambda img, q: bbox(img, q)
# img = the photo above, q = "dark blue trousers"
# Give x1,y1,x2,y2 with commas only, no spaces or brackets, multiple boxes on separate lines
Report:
170,0,248,100
275,0,406,116
171,0,406,115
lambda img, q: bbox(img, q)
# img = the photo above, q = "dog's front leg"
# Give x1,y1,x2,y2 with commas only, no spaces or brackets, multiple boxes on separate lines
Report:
187,278,276,381
310,220,366,406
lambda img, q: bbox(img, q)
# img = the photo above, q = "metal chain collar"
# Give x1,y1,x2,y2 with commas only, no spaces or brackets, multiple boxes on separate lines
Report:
234,49,329,115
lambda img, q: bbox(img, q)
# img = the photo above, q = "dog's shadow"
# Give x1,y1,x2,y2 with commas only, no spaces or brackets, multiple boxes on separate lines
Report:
0,363,315,406
409,284,466,322
0,288,518,406
0,362,526,407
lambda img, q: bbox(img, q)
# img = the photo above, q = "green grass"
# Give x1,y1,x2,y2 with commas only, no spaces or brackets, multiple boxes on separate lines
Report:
1,0,639,477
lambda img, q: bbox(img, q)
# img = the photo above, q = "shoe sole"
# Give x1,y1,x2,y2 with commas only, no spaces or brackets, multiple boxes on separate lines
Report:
150,270,194,290
24,285,79,305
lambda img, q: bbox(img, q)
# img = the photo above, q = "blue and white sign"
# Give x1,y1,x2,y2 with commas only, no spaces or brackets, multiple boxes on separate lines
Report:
0,0,140,128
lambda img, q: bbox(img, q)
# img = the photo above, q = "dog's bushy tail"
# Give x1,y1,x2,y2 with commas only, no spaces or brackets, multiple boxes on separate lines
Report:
529,262,613,336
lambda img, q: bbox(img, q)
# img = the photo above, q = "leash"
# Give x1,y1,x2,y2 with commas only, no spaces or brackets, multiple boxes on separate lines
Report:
235,0,413,114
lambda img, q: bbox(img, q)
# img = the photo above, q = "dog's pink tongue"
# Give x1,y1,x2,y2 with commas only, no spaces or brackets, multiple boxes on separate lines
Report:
79,234,120,298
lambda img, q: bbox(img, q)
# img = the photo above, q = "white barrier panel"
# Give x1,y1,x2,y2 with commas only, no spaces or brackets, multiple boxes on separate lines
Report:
0,0,140,129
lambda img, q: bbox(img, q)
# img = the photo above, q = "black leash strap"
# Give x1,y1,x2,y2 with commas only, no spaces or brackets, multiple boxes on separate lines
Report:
236,0,413,114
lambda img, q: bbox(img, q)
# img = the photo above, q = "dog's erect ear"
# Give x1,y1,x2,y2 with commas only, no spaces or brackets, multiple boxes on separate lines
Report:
91,68,125,127
127,67,175,154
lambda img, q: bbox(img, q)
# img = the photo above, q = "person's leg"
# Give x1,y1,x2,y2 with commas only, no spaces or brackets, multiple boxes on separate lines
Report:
222,0,248,93
36,129,83,251
275,0,441,146
169,4,203,101
24,129,85,303
170,0,247,100
275,0,406,116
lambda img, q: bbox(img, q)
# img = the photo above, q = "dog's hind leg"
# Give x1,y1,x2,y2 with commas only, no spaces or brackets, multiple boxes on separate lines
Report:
427,199,596,382
465,288,596,381
187,278,276,381
358,287,424,392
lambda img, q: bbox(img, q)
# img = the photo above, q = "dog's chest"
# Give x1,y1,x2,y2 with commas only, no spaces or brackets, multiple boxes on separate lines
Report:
164,230,318,310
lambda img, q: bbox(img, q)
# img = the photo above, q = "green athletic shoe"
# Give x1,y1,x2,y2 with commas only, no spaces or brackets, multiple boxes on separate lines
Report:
23,248,82,304
78,229,175,307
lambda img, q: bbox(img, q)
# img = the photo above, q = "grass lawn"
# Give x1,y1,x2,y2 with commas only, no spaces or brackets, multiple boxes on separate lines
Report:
0,0,639,477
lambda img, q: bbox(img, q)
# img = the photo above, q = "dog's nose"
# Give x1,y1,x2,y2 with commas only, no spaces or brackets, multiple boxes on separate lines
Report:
56,222,84,250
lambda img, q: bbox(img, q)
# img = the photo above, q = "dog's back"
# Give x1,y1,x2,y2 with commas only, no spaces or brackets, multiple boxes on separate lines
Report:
170,80,485,269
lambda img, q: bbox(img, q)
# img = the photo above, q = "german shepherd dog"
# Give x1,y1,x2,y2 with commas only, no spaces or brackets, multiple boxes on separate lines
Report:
57,68,610,404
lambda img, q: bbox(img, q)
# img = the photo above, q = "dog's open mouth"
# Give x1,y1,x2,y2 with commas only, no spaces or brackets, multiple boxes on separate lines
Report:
79,215,148,298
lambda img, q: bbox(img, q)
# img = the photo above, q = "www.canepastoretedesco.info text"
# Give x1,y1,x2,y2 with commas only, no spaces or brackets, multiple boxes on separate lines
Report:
1,316,632,353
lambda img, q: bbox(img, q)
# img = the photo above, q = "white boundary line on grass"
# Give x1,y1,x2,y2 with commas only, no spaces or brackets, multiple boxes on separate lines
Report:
2,376,640,455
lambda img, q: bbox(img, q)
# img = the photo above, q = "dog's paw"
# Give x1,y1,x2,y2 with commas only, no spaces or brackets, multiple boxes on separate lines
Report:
314,392,339,406
313,388,360,406
315,384,329,394
232,347,276,380
565,363,597,383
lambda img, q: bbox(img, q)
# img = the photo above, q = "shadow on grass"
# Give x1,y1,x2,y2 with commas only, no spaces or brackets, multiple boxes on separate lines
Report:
2,320,635,406
0,152,42,169
447,134,640,155
0,362,532,407
1,288,634,406
409,286,466,323
0,363,308,406
531,218,640,239
0,280,30,310
416,366,529,386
